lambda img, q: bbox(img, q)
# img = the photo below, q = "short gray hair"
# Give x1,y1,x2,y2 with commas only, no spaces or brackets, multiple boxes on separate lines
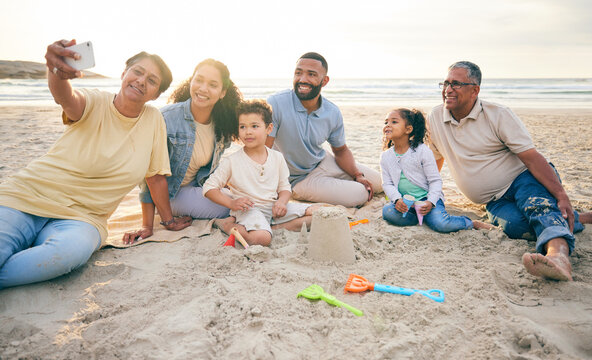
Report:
448,61,481,85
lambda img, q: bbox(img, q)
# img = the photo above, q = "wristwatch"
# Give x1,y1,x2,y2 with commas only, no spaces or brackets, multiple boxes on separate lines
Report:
160,218,175,227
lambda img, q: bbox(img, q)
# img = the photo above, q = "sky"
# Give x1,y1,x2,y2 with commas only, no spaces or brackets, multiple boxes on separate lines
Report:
1,0,591,80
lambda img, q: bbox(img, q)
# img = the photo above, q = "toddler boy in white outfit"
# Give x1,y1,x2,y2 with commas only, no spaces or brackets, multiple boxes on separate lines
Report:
204,100,318,246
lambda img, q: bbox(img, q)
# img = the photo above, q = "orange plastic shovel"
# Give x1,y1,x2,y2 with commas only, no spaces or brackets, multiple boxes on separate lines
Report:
345,274,444,303
349,219,369,229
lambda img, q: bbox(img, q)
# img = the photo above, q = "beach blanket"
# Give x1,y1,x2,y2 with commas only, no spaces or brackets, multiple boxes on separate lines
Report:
104,187,214,248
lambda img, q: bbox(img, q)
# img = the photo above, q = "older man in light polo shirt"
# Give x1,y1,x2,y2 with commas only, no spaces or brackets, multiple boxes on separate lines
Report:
266,52,382,207
428,61,591,281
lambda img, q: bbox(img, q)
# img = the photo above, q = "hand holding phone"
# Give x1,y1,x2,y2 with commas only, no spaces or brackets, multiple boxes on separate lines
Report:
64,41,95,71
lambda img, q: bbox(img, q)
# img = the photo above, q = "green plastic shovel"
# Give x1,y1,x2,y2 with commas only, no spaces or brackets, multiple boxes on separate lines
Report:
297,284,363,317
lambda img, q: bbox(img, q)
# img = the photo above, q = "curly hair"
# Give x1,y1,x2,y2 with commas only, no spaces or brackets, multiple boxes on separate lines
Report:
382,108,427,151
236,99,272,126
167,59,242,141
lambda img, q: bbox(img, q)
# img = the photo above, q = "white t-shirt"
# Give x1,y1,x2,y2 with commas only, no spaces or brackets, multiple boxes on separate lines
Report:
202,147,291,210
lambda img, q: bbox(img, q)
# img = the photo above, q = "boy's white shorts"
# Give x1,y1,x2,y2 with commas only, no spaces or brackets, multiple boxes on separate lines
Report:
230,202,311,234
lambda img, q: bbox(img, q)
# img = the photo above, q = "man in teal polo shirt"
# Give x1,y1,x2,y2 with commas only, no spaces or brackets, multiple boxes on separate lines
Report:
266,52,381,207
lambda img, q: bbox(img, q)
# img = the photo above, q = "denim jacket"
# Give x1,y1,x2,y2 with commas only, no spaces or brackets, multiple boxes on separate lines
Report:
139,99,230,203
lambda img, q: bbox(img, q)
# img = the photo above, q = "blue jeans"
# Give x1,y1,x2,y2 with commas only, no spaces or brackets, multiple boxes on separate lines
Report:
485,168,583,255
0,206,101,289
383,199,473,233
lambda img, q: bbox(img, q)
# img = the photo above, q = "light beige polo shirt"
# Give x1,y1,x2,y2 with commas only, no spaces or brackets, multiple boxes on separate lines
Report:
427,98,533,204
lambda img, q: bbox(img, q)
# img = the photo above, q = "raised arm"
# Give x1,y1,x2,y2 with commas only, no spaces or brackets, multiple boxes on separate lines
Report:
45,39,86,121
517,148,574,232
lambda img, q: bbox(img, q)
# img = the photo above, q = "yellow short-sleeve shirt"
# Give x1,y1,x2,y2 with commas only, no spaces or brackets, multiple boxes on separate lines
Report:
0,89,171,244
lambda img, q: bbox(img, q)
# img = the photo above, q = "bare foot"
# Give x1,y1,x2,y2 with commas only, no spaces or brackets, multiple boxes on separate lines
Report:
306,204,324,215
472,220,495,230
213,217,236,234
522,252,573,281
579,211,592,224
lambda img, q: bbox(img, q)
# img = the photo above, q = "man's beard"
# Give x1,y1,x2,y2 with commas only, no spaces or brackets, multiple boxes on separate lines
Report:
294,81,323,100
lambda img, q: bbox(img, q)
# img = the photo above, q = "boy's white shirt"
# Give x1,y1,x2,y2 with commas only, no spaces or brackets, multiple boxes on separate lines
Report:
202,146,292,210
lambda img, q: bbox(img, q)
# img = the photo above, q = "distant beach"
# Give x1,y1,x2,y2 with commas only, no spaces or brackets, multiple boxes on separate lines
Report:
1,91,591,358
0,60,105,80
1,77,592,109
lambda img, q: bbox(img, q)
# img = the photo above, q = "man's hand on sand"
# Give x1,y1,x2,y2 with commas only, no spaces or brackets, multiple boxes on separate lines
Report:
356,175,373,200
557,196,575,233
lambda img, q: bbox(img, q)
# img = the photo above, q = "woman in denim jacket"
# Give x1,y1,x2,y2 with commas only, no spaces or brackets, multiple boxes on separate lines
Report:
123,59,242,244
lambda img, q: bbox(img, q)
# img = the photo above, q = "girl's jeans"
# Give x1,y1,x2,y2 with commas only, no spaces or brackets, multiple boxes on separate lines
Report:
383,198,473,233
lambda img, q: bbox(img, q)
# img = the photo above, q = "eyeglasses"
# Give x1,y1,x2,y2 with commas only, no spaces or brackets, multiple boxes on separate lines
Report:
438,81,477,90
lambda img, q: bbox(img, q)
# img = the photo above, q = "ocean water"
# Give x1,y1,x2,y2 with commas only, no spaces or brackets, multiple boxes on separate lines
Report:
0,77,591,109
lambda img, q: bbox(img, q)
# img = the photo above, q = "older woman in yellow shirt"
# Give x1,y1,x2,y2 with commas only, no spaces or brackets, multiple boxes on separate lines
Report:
0,39,190,289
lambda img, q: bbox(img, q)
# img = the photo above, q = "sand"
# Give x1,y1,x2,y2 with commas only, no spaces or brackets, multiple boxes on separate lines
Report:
1,105,591,359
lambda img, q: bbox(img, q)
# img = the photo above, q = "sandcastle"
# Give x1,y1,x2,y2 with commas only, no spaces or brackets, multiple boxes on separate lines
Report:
306,207,356,263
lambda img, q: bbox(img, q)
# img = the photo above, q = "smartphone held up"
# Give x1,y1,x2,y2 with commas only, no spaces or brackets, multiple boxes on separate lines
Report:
64,41,95,71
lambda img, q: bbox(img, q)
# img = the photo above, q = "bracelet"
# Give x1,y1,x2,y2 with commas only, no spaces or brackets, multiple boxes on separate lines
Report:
160,218,175,227
353,172,364,179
